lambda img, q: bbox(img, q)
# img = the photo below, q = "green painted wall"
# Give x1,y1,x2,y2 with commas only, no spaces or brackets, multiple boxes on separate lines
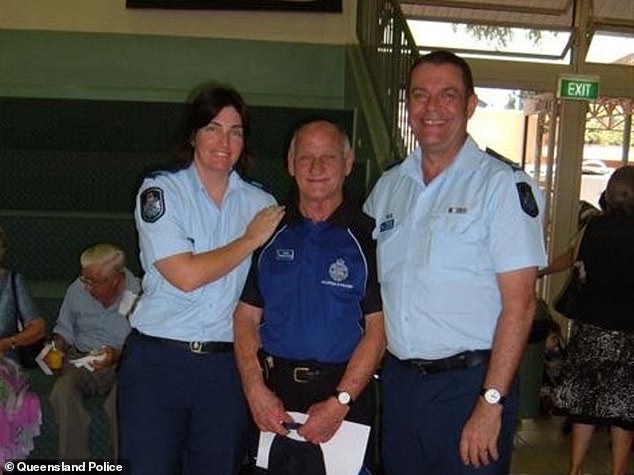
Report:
0,30,381,283
0,28,385,285
0,29,347,108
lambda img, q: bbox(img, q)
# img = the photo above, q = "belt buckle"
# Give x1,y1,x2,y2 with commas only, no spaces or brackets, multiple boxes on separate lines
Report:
412,359,434,375
189,341,205,354
293,367,311,383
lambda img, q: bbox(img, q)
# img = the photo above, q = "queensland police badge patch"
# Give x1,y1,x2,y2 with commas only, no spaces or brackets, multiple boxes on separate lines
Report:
516,182,539,217
140,187,165,223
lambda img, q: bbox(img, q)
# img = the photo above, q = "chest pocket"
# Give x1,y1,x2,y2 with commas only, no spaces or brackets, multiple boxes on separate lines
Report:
428,212,486,271
375,223,406,284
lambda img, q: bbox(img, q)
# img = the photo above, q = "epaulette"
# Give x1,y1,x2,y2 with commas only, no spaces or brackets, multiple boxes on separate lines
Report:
243,177,273,194
146,169,169,179
384,159,404,171
146,163,182,179
485,147,522,171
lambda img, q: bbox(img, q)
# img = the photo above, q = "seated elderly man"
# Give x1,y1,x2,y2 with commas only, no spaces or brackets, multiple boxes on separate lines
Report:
49,243,140,459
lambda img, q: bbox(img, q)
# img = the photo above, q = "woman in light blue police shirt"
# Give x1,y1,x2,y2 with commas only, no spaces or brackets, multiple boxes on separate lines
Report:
118,83,285,475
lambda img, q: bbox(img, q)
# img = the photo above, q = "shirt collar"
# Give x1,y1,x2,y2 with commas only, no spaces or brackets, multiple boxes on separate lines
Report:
186,165,241,196
285,194,356,229
403,135,482,182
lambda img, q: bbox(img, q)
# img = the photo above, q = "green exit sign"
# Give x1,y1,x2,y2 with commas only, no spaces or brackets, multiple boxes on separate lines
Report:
557,75,600,101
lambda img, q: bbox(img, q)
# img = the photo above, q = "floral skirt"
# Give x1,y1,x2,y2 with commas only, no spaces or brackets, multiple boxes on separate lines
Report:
0,357,41,464
553,321,634,429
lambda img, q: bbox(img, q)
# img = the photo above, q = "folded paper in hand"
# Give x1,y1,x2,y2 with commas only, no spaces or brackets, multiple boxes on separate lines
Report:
256,411,370,475
70,353,106,372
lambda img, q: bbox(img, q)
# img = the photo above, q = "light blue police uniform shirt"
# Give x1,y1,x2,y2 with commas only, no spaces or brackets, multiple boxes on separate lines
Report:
363,137,547,359
53,269,140,353
131,166,277,342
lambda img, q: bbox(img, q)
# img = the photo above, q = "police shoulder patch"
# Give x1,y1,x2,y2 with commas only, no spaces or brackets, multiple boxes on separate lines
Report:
140,187,165,223
516,182,539,217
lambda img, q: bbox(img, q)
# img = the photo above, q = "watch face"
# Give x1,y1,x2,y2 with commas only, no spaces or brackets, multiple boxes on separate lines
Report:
484,388,501,404
337,391,352,405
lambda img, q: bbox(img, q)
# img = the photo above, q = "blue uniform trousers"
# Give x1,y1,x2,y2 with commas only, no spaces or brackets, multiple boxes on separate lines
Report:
118,331,249,475
381,354,519,475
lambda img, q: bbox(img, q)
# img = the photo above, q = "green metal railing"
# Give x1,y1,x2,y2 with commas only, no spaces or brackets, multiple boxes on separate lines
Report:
357,0,419,163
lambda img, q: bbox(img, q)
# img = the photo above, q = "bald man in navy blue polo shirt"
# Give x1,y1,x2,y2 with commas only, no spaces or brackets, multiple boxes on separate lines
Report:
234,119,385,474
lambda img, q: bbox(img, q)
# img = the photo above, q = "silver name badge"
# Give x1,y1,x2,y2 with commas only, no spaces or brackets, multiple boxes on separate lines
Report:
275,249,295,261
380,213,395,232
448,207,468,214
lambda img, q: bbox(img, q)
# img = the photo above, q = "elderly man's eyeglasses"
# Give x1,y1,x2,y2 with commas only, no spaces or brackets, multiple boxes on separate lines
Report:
79,274,116,287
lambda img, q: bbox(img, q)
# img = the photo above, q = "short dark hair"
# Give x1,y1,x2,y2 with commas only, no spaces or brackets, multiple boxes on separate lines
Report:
174,82,251,175
605,165,634,216
407,50,475,96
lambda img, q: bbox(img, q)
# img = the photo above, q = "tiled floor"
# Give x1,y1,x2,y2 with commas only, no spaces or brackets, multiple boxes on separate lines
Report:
511,416,634,475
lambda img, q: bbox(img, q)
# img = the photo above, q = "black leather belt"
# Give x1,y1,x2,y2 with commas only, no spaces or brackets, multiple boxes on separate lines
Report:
132,329,233,354
262,354,347,384
390,350,490,375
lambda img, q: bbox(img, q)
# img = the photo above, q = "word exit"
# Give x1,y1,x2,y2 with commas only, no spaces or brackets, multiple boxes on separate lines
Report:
557,75,600,101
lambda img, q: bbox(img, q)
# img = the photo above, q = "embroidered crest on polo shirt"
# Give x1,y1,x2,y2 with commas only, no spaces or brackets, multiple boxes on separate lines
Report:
321,258,353,289
140,187,165,223
329,258,349,282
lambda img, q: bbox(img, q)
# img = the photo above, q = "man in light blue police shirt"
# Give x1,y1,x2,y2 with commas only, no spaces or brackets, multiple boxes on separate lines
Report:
363,51,547,475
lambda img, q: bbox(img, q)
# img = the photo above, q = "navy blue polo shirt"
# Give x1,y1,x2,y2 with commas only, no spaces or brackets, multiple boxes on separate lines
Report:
240,198,382,363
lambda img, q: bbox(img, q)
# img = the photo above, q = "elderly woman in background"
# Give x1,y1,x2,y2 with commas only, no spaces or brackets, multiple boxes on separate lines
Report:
0,227,46,361
552,166,634,475
0,226,44,466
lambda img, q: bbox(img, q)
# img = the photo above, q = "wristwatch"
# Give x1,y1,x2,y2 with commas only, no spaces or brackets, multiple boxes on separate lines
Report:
333,390,353,407
480,387,506,406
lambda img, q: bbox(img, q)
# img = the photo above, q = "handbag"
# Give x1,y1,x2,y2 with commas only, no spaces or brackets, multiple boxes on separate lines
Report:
552,223,588,318
11,271,45,368
553,265,582,317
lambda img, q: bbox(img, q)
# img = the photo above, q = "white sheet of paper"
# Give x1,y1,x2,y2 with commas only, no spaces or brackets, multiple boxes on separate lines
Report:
35,342,53,375
256,411,370,475
69,353,106,372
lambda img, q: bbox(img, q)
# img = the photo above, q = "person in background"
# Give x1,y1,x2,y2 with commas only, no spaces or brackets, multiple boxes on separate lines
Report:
363,50,546,474
537,199,602,278
0,226,43,465
234,119,384,474
50,242,140,459
550,165,634,475
118,83,284,475
0,226,46,362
